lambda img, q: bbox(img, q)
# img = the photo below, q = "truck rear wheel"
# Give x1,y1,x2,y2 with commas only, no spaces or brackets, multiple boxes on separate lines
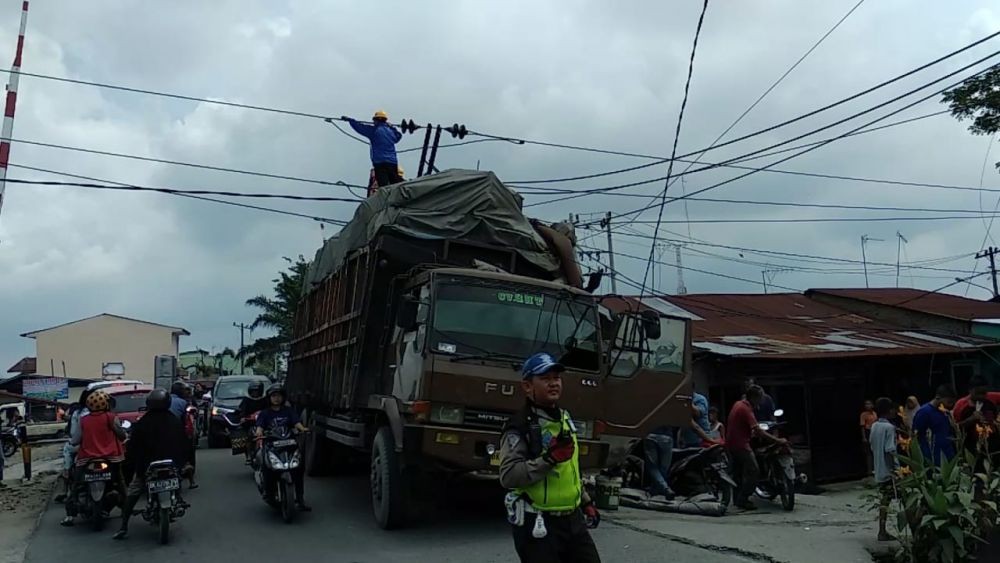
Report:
370,426,407,529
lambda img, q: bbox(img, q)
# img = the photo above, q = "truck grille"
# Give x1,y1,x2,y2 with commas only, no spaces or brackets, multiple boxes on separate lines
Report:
463,408,510,430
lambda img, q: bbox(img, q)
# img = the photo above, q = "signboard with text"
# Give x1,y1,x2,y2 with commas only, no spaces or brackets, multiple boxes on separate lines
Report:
22,377,69,400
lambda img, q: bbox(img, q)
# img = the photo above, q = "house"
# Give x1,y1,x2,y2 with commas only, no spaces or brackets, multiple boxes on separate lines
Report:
621,292,1000,483
20,314,190,384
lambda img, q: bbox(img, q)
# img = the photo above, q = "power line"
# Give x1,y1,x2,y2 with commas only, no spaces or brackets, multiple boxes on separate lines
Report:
504,29,999,185
627,214,1000,224
2,136,369,190
600,58,1000,221
3,177,363,202
640,0,710,298
9,163,348,225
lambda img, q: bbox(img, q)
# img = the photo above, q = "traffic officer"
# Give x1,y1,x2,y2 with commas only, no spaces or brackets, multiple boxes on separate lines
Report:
498,352,601,563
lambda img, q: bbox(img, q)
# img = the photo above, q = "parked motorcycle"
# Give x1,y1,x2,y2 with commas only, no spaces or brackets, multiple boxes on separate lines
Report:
254,426,301,523
2,425,19,458
667,443,736,510
140,459,186,544
76,458,120,530
752,410,804,511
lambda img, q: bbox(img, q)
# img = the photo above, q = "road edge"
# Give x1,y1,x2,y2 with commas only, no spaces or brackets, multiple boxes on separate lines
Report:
17,474,57,563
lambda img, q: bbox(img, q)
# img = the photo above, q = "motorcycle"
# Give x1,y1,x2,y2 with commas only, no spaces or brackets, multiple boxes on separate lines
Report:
140,459,186,544
2,425,19,458
76,458,120,530
752,410,805,511
667,443,737,510
254,426,302,523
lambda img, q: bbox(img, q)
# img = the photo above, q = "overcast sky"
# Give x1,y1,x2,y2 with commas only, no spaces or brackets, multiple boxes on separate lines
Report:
1,0,999,373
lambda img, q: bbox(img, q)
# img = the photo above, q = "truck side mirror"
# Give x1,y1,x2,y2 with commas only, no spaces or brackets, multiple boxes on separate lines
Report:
640,310,661,340
396,296,420,331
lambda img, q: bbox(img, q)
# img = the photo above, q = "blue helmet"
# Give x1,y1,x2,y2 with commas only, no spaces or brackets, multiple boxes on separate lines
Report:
521,352,565,380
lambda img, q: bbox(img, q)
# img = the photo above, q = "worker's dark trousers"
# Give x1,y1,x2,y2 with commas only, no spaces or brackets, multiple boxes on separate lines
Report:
373,162,400,187
511,509,601,563
731,448,759,505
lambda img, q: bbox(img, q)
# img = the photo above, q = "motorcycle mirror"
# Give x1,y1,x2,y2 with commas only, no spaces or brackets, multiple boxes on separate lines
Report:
773,409,785,418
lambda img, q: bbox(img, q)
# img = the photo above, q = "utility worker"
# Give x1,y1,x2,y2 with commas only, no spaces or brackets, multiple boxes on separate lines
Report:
499,352,601,563
343,110,403,188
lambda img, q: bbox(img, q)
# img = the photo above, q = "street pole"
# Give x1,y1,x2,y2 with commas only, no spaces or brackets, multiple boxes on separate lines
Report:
761,271,768,294
602,212,617,293
233,322,251,374
860,235,883,288
975,247,1000,299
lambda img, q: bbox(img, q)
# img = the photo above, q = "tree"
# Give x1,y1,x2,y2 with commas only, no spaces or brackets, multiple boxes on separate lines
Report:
942,68,1000,167
240,256,310,373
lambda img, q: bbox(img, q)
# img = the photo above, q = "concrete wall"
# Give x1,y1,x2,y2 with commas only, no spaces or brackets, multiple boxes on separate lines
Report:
32,315,181,383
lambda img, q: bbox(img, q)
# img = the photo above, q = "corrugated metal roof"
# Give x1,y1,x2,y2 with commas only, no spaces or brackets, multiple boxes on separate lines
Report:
617,293,997,359
809,288,1000,322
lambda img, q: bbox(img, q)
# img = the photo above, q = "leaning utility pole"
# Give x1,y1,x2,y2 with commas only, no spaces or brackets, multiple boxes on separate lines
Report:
0,1,29,226
233,322,251,374
861,235,883,288
600,212,617,293
895,231,908,288
976,246,1000,299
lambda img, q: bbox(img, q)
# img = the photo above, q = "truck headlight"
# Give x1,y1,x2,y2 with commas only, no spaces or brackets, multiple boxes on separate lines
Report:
430,404,464,425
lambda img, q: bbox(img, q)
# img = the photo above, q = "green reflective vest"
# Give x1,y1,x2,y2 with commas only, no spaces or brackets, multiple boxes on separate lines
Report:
516,409,581,512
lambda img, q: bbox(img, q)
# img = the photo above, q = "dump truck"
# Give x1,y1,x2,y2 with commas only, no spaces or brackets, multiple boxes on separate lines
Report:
287,169,692,528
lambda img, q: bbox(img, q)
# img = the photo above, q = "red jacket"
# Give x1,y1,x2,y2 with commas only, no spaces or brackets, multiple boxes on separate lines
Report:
77,411,124,464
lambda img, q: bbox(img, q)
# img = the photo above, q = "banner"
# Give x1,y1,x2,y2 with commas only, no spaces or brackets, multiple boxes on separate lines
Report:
22,377,69,400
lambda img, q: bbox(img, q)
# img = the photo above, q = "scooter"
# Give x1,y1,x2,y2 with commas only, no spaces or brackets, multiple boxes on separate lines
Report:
254,426,302,523
140,459,186,544
76,458,120,531
667,443,737,510
752,410,806,511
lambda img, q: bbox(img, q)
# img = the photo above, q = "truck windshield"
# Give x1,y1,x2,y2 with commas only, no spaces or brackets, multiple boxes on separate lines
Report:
430,283,600,371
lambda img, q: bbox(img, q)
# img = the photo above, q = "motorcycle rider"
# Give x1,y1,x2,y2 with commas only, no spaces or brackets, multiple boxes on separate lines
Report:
499,352,601,563
726,385,786,511
113,389,189,540
255,384,311,512
239,381,268,417
56,389,91,505
63,390,126,526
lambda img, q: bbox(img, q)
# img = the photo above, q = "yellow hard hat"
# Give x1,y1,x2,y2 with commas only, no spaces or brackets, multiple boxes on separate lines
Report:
373,110,388,120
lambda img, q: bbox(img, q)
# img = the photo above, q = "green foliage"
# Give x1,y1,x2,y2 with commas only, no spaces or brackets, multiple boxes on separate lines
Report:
883,434,1000,562
942,68,1000,169
240,256,310,369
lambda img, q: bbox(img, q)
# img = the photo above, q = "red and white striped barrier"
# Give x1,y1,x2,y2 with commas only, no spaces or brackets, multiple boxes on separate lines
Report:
0,1,28,223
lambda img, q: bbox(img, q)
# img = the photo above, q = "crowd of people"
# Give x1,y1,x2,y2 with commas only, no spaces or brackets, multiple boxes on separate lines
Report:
862,376,1000,541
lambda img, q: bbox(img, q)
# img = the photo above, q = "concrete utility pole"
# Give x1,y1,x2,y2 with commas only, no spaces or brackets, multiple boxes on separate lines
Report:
976,247,1000,299
233,322,252,374
861,235,883,288
0,1,28,227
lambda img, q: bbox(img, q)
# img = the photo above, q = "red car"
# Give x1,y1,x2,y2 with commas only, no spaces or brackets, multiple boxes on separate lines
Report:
107,384,154,425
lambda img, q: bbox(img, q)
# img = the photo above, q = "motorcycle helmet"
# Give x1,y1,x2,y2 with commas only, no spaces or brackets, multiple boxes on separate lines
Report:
145,389,170,411
248,381,264,399
171,380,190,397
86,390,111,412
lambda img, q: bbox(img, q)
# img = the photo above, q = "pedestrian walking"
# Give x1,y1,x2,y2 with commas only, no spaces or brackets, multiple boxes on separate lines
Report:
499,352,601,563
870,397,898,542
343,110,403,188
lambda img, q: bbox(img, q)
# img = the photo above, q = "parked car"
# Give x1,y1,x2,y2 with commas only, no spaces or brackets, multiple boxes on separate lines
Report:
206,375,270,448
1,401,67,441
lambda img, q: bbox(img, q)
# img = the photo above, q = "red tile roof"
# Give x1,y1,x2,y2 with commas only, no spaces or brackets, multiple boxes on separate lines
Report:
619,294,996,359
808,288,1000,321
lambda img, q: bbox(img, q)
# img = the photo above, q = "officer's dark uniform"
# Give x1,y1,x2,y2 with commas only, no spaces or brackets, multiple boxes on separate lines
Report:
498,354,601,563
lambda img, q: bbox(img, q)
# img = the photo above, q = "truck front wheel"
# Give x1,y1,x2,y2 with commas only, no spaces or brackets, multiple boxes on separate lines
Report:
370,426,407,529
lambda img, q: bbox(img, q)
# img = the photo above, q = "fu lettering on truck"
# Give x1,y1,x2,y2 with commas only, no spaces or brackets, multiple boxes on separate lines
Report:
485,382,516,396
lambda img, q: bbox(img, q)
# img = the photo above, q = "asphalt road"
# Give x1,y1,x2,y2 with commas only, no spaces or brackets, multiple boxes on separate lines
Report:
26,446,749,563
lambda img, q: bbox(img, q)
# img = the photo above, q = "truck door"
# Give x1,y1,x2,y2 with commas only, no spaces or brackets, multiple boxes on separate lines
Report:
600,305,692,437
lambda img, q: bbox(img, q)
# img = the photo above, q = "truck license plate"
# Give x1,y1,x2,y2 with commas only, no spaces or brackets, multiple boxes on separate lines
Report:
84,472,110,482
147,478,180,494
489,453,501,466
